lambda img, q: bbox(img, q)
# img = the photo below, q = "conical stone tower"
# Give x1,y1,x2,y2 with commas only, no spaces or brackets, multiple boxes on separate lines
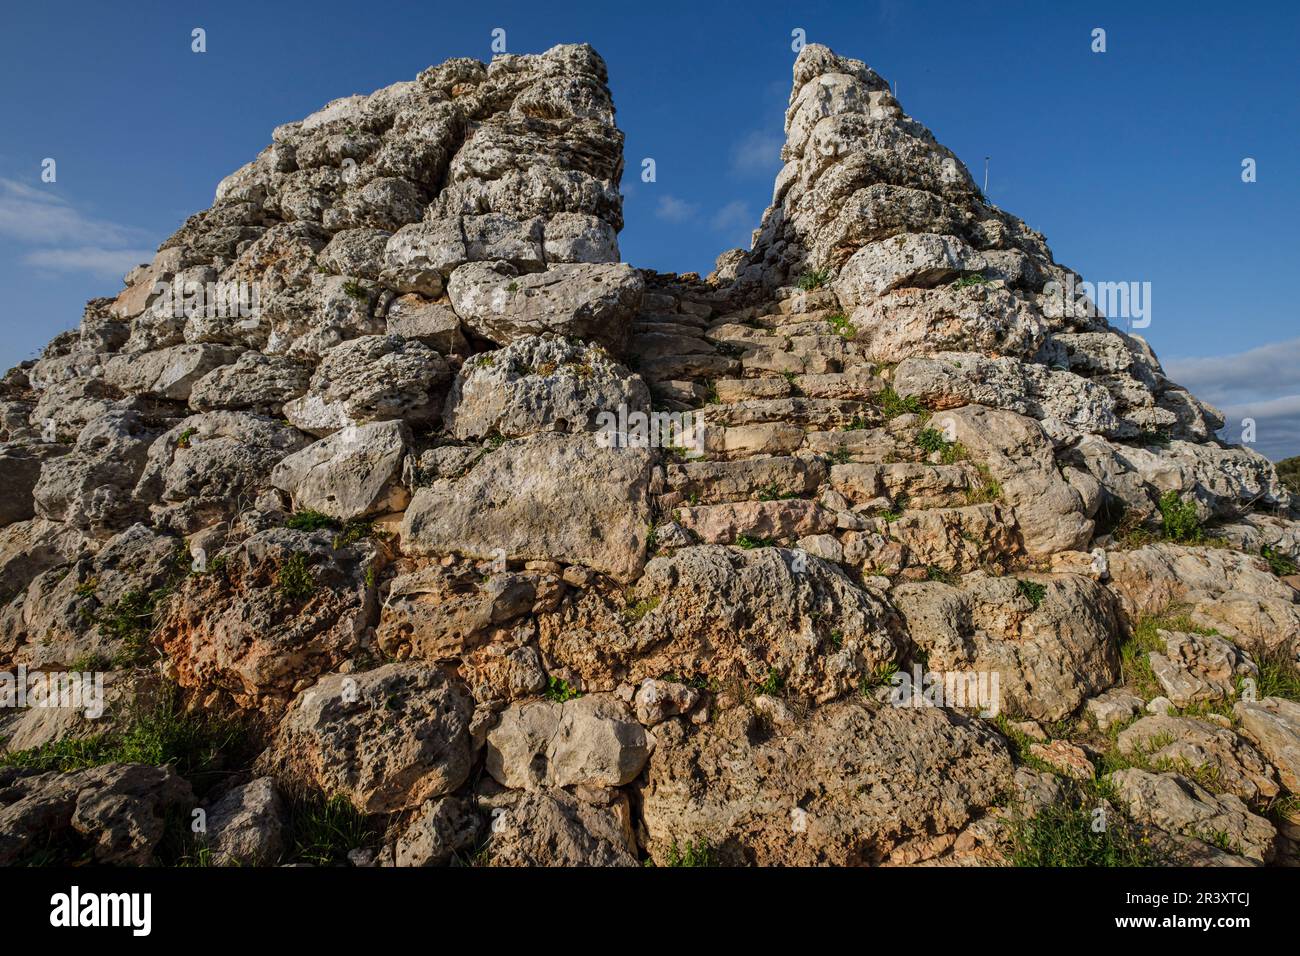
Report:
0,43,1297,868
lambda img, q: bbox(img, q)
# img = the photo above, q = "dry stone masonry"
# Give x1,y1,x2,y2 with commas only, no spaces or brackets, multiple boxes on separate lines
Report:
2,42,1299,868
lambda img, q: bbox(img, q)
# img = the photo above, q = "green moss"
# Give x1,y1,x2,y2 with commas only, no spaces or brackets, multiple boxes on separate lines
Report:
623,596,660,623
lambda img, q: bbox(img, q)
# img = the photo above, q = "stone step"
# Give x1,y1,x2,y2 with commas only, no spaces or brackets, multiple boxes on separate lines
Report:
702,397,873,429
635,353,741,384
741,347,838,376
883,502,1015,573
672,498,836,545
830,461,982,509
712,377,791,403
803,427,900,462
636,310,711,331
649,380,710,410
629,330,717,360
663,455,826,505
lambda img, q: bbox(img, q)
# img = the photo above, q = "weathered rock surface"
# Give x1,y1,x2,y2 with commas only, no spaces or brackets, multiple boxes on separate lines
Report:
4,37,1300,871
443,333,648,440
261,663,474,813
0,764,192,866
485,695,651,789
1235,697,1300,793
1109,768,1276,863
402,433,654,582
637,702,1013,865
271,419,410,520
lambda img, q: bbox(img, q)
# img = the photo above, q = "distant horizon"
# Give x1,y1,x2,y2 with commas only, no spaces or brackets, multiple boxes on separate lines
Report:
2,0,1297,458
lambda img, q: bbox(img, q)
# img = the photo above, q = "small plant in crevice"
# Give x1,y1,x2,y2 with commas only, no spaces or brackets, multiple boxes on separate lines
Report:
951,273,989,290
826,312,856,338
1016,579,1047,610
756,667,784,697
877,386,926,421
276,553,316,603
796,268,831,291
544,676,581,702
283,791,379,867
285,509,336,532
1261,545,1298,577
665,839,716,867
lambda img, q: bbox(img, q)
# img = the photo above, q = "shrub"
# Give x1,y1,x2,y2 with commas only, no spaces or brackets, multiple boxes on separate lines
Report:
1157,491,1202,543
796,268,831,291
666,839,715,867
878,386,926,420
276,553,316,603
286,509,336,532
1261,545,1298,577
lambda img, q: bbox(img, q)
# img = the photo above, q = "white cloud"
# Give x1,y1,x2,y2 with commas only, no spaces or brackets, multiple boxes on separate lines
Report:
0,177,154,283
23,246,153,279
1165,337,1300,461
711,200,753,233
730,129,783,177
1164,337,1300,408
0,178,146,247
654,194,699,223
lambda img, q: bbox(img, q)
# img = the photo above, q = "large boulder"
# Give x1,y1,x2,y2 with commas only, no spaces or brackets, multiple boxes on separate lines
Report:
283,334,450,436
1235,697,1300,793
1117,715,1279,802
442,334,649,440
103,343,243,401
270,419,410,521
892,572,1121,721
201,777,286,865
261,663,474,814
133,412,309,533
188,351,311,414
0,764,193,866
402,433,654,583
446,260,642,352
32,410,159,536
156,528,376,711
538,545,899,702
1108,768,1276,863
636,701,1013,866
482,788,638,867
485,695,651,789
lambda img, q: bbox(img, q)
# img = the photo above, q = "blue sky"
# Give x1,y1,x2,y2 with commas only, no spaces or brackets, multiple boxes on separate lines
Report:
2,0,1298,456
